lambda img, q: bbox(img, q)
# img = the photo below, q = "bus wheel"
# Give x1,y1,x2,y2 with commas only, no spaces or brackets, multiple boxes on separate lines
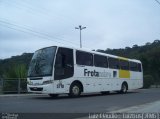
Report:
69,83,81,97
120,83,128,94
49,94,58,98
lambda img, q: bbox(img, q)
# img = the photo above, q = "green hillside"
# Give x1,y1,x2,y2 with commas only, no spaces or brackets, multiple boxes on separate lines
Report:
0,53,33,78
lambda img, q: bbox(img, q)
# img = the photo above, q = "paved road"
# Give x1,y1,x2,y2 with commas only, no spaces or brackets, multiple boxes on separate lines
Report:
0,89,160,119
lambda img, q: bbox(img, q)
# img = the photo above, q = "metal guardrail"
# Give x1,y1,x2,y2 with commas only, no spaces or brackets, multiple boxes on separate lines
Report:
150,85,160,88
0,78,27,94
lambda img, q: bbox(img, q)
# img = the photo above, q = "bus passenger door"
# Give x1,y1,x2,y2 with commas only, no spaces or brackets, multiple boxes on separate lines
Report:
54,47,74,81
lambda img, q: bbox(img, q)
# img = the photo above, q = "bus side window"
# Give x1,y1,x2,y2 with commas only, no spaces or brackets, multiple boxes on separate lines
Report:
94,55,108,68
108,57,119,69
130,62,139,72
119,60,129,70
138,63,142,72
54,47,74,80
76,51,93,66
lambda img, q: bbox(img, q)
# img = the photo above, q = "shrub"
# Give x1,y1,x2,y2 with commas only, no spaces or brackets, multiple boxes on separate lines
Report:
143,75,154,88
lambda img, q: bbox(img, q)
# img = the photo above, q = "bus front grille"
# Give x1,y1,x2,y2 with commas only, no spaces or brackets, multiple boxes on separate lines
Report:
30,87,43,91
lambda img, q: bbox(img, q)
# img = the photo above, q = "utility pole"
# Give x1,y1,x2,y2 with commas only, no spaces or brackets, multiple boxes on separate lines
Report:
75,25,86,48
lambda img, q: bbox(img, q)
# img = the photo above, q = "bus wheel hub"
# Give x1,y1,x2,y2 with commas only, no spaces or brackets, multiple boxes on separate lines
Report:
72,86,79,95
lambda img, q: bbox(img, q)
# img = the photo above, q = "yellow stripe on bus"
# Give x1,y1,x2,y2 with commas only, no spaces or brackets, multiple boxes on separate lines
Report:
118,56,128,61
119,70,130,78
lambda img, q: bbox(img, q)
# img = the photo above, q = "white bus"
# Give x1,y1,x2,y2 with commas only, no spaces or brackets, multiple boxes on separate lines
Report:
27,46,143,97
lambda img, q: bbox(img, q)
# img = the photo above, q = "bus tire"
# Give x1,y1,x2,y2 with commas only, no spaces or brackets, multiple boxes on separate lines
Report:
69,83,82,97
120,83,128,94
49,94,58,98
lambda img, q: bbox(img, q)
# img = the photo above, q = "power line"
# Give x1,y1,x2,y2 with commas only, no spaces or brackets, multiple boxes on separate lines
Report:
0,20,80,46
3,0,83,43
0,22,95,50
0,17,94,49
3,0,75,27
20,0,75,24
2,1,82,44
1,1,95,50
155,0,160,6
0,23,67,45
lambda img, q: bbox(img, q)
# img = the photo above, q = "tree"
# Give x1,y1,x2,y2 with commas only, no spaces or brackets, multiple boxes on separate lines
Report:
132,44,138,48
15,64,27,78
5,64,27,79
145,42,151,46
143,75,154,88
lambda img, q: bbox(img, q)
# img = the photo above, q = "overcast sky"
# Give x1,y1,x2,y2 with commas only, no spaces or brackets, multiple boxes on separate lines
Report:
0,0,160,59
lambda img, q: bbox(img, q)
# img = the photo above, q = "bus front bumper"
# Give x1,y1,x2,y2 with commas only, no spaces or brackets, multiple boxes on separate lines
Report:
27,84,54,94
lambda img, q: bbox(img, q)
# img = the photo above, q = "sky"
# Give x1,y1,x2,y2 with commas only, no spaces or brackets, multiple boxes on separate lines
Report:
0,0,160,59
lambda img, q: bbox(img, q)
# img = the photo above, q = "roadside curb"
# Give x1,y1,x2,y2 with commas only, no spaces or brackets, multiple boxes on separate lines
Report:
0,94,47,97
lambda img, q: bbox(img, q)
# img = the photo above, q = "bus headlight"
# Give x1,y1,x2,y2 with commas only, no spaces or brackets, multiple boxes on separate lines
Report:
43,80,53,85
27,81,33,85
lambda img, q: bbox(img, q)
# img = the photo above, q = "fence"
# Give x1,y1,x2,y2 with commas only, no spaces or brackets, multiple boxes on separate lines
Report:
0,78,27,94
150,85,160,88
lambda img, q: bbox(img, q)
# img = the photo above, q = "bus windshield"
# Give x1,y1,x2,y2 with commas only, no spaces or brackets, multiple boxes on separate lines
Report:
28,46,57,77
